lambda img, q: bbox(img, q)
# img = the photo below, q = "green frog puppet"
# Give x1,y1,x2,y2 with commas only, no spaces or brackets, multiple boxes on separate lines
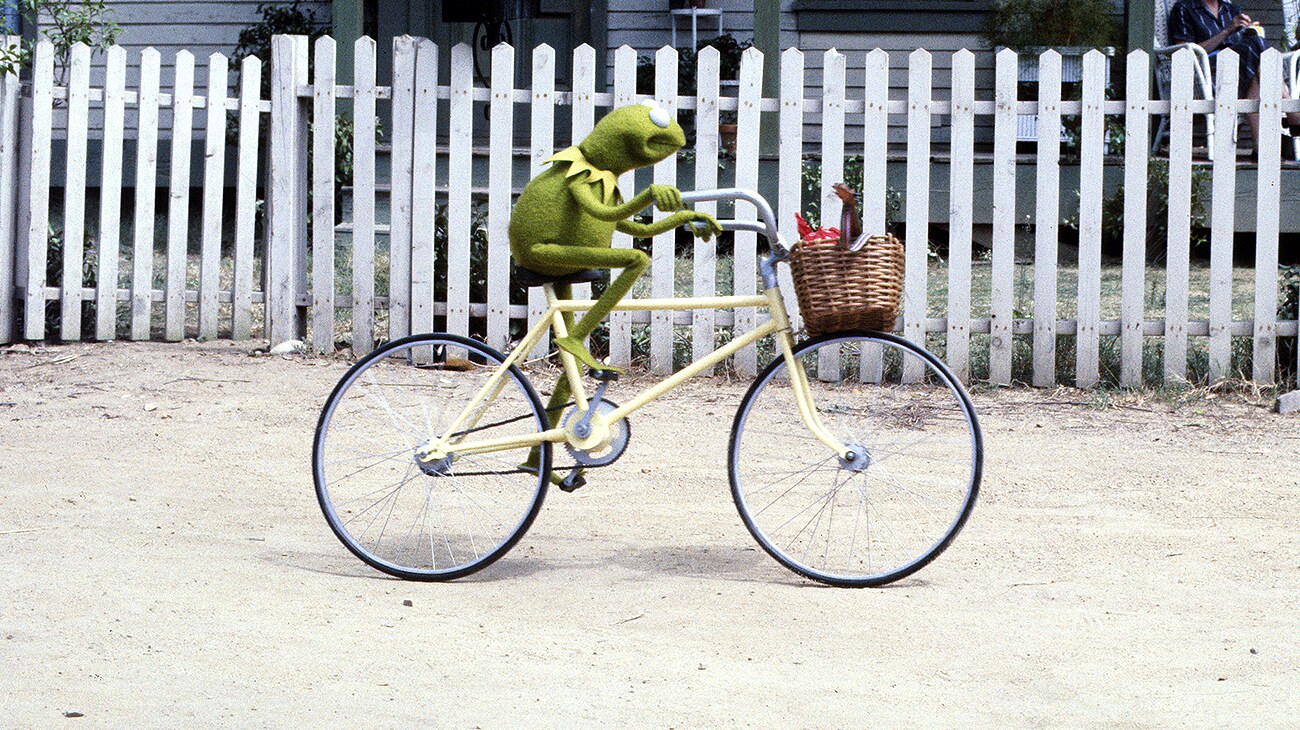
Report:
510,100,721,471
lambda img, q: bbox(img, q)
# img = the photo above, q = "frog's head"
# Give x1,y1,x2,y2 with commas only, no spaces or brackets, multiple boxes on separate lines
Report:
579,100,686,175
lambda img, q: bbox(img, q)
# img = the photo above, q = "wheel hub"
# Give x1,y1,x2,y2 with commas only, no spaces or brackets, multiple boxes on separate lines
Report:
838,443,871,473
416,447,455,476
413,438,456,476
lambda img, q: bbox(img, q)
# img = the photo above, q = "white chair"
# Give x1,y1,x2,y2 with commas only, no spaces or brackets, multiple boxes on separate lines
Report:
1154,0,1300,159
1285,0,1300,96
1152,0,1218,157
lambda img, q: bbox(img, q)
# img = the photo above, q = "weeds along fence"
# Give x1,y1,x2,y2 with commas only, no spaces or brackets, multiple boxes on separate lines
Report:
1,35,1298,389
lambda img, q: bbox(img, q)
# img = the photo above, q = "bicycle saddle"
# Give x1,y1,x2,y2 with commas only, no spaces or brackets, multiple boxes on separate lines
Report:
512,266,605,288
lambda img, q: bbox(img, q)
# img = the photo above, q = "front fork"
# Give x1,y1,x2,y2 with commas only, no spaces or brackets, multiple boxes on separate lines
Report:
765,286,853,461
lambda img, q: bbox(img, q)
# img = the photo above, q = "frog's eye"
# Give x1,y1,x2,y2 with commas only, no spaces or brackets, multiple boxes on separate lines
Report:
647,105,671,128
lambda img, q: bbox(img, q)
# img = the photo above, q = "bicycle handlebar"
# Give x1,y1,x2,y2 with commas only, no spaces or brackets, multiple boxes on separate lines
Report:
679,188,788,258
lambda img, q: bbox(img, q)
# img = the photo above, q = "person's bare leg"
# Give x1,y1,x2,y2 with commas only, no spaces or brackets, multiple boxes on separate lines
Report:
1246,74,1262,153
1284,84,1300,128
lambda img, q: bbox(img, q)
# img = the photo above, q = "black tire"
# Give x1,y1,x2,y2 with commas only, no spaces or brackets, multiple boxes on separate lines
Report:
729,331,982,587
313,333,551,580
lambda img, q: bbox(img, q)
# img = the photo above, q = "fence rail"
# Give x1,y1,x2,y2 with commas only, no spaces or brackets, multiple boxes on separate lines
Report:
2,35,1299,390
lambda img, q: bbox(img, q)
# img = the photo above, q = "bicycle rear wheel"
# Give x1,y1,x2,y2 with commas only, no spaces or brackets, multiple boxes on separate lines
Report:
313,334,551,580
729,331,981,587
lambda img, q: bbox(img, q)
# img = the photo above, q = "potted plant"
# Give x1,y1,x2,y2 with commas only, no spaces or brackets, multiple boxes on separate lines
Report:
698,33,751,84
718,110,738,153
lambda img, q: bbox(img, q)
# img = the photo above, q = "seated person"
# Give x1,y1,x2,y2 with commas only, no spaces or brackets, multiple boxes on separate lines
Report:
1168,0,1300,154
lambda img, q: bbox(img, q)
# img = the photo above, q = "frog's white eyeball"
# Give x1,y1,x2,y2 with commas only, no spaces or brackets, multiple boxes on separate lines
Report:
648,105,671,128
639,99,671,127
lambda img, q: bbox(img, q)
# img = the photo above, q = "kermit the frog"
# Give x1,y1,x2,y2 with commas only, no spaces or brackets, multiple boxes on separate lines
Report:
510,100,720,484
510,100,721,371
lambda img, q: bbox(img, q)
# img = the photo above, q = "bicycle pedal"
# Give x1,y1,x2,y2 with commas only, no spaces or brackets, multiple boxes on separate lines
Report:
558,470,587,492
588,368,620,382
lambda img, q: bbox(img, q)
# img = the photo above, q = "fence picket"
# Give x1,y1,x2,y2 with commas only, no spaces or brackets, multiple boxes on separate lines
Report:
311,38,337,352
1032,50,1061,387
569,44,596,308
1075,50,1106,388
527,44,556,358
859,48,890,383
1121,51,1150,387
522,43,559,358
164,50,195,341
0,43,19,344
651,46,680,375
903,49,932,384
816,49,845,383
1164,49,1195,381
693,46,722,369
409,38,439,336
947,49,975,383
1253,50,1283,385
13,65,29,336
130,48,160,341
446,43,474,346
486,43,515,353
609,46,637,368
989,49,1018,385
58,44,91,340
733,47,763,377
198,53,228,341
95,46,126,341
1208,51,1239,383
351,37,377,353
776,48,803,341
267,36,308,346
24,41,54,341
232,56,261,340
387,35,415,341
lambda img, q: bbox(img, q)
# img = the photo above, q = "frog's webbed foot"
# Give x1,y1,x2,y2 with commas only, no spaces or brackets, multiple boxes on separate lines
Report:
554,336,625,374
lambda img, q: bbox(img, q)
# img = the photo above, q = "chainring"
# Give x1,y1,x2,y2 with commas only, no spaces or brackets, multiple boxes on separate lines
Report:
561,399,631,468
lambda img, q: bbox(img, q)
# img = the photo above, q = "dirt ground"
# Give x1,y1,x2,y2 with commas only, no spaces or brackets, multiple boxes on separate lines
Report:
2,339,1297,727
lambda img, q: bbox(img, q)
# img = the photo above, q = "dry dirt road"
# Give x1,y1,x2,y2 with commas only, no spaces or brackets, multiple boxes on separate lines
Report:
2,340,1297,727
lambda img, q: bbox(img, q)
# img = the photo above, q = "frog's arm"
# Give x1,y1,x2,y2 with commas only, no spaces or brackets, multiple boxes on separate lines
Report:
571,181,659,222
616,211,715,238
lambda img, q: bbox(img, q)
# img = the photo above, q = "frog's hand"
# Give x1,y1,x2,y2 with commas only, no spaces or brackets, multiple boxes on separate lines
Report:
648,185,683,212
617,210,721,240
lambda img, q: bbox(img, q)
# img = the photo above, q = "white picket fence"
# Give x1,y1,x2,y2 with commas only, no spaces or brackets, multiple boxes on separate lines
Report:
1,35,1299,389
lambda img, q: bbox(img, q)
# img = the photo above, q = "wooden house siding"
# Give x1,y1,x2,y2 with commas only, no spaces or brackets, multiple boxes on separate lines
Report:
605,0,799,67
795,31,995,150
58,0,329,92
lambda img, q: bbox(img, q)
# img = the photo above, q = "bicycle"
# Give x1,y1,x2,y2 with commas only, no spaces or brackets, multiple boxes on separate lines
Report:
312,188,982,587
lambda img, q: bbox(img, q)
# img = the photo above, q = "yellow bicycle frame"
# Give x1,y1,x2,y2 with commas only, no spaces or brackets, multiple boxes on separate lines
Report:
424,285,850,463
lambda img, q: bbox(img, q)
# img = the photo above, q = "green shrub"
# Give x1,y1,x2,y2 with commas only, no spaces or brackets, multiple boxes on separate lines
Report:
982,0,1119,51
0,0,121,81
799,155,902,234
1092,159,1212,261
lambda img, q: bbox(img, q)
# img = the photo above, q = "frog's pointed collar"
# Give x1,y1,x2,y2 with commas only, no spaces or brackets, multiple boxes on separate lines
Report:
545,146,620,205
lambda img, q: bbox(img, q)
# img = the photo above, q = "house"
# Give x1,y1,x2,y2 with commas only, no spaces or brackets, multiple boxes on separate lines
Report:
14,1,1297,146
11,1,1300,231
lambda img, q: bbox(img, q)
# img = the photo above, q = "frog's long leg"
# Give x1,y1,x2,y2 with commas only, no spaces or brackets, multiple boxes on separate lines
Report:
526,244,650,372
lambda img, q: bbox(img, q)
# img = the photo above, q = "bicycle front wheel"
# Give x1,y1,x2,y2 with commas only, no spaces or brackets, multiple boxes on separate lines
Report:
313,334,551,581
729,331,982,587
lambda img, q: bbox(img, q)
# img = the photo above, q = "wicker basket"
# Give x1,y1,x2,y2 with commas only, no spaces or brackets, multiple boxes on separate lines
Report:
788,232,904,335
